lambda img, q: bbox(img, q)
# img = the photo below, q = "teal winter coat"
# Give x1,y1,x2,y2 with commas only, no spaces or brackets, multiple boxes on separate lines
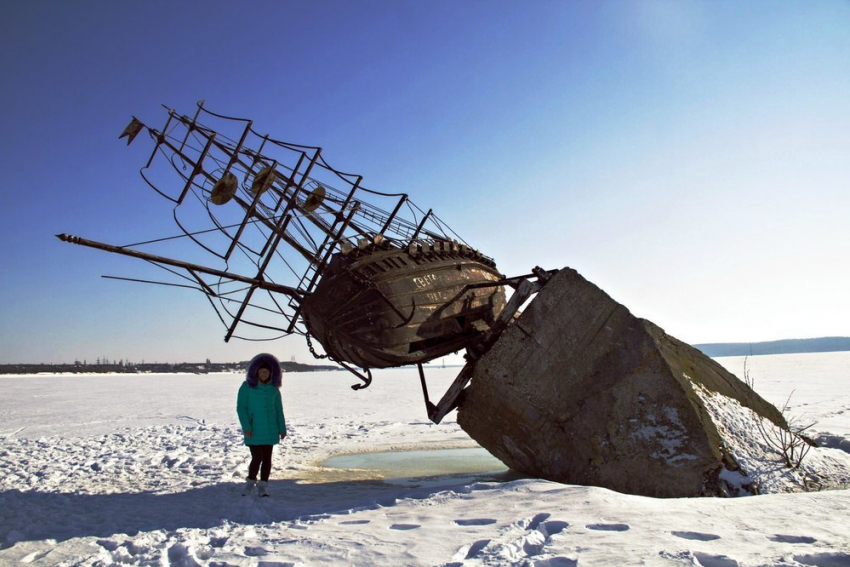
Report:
236,381,286,445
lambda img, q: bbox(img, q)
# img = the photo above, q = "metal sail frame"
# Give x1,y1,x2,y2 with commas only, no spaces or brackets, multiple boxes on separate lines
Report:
67,101,489,345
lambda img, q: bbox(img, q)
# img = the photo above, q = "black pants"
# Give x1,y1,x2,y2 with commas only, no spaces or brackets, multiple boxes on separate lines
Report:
247,445,274,481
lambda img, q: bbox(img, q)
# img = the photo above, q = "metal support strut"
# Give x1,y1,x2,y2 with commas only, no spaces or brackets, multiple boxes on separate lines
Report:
418,362,437,417
422,266,558,424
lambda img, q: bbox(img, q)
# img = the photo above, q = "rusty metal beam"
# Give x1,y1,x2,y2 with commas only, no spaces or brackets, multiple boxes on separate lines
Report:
177,132,216,204
56,234,304,300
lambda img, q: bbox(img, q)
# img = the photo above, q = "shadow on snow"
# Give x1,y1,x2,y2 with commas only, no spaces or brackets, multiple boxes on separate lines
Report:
0,475,510,548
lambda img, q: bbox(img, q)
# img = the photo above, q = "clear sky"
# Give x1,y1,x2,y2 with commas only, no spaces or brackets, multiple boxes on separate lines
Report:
1,1,848,364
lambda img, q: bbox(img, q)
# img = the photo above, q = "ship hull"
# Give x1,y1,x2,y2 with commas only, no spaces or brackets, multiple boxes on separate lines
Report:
302,244,506,369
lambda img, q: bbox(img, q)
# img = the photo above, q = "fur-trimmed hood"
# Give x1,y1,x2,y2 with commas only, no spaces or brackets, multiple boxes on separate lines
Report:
245,352,282,388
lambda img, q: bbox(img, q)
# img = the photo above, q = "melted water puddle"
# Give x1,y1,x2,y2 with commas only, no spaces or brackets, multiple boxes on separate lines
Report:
320,447,508,483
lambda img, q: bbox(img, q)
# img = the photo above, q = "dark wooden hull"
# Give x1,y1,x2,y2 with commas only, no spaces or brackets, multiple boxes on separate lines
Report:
302,244,506,369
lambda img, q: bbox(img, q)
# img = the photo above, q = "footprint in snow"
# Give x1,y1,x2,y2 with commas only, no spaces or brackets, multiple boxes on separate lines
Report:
534,558,578,567
453,538,491,560
96,539,120,551
453,518,497,526
794,552,850,567
672,530,721,541
510,515,569,558
769,534,816,544
541,520,568,536
659,550,738,566
692,552,740,567
446,513,570,564
523,512,568,537
244,546,269,557
586,523,629,532
389,523,420,530
20,550,50,564
526,512,550,530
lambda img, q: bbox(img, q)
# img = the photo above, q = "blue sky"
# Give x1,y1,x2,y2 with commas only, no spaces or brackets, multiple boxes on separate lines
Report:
1,1,848,364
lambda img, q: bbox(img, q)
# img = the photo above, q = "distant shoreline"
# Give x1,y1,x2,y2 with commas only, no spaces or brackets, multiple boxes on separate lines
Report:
0,360,342,376
0,363,463,376
694,337,850,358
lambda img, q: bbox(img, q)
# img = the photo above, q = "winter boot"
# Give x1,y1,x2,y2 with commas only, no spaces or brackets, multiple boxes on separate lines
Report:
241,479,257,496
257,480,269,498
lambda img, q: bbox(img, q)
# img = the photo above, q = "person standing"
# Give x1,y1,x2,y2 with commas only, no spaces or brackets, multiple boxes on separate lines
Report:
237,353,286,497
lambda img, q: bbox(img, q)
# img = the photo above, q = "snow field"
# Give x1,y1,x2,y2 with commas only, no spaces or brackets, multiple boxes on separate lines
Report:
0,357,849,565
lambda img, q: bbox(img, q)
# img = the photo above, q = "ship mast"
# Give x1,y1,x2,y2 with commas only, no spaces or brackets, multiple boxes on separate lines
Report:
132,102,421,339
66,101,477,343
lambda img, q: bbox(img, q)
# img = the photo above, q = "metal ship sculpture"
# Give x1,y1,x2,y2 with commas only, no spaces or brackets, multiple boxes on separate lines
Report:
58,102,555,422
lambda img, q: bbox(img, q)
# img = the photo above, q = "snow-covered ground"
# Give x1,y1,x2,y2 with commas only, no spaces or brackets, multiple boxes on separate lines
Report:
1,352,849,566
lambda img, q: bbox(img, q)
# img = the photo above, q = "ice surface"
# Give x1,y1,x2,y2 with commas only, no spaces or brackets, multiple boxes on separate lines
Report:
322,447,506,480
1,357,849,565
714,351,850,437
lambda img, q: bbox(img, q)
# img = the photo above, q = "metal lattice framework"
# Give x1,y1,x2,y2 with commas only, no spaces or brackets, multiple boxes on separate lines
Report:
78,101,493,345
